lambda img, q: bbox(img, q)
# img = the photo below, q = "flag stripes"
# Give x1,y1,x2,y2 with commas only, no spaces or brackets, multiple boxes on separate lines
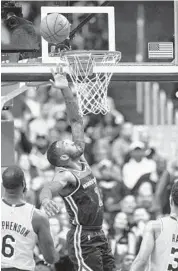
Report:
148,42,173,59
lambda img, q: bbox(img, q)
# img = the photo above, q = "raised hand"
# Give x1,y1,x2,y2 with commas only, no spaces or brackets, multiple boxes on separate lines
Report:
50,64,69,90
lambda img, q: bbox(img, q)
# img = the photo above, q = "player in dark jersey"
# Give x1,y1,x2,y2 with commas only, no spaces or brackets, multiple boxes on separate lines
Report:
40,65,116,271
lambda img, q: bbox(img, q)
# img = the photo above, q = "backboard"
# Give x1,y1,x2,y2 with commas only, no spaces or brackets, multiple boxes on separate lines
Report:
1,1,178,73
1,1,178,80
41,6,115,63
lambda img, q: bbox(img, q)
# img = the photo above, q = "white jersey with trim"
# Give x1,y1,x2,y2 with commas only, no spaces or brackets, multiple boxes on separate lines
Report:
150,216,178,271
1,199,37,271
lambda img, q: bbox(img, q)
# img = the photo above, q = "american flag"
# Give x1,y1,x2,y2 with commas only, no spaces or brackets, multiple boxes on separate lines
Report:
148,42,173,59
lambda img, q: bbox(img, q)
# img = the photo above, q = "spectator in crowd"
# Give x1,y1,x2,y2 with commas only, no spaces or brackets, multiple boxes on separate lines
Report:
96,157,120,174
139,129,150,148
92,158,122,184
28,133,50,168
103,182,129,219
93,98,124,142
91,154,129,224
18,153,32,188
111,122,133,166
132,207,150,233
120,195,137,225
131,207,151,254
14,119,32,159
132,155,167,197
136,182,154,213
92,158,128,222
155,155,167,177
139,129,156,160
49,111,71,143
110,212,136,269
152,157,178,215
23,87,41,121
92,138,111,163
99,113,120,141
28,103,54,142
122,142,156,192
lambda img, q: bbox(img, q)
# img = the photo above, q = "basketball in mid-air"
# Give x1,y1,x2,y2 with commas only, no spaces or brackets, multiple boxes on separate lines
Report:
40,13,70,44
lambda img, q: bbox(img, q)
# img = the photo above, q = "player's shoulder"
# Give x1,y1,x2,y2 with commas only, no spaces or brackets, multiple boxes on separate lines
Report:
144,220,162,232
54,169,76,183
144,219,163,241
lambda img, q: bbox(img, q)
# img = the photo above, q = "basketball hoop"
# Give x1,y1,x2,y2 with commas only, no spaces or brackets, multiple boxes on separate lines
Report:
61,50,121,116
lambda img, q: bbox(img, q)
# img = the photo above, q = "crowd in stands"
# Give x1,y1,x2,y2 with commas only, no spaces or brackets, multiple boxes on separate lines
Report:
3,82,177,271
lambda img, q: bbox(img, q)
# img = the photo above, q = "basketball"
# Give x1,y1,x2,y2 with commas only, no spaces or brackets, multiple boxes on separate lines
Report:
40,13,70,44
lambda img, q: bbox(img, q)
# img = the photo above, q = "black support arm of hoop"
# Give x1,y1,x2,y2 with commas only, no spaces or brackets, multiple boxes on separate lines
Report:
69,1,110,40
56,1,111,51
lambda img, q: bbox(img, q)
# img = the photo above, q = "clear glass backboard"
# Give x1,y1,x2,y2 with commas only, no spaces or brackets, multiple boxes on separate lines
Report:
1,1,177,65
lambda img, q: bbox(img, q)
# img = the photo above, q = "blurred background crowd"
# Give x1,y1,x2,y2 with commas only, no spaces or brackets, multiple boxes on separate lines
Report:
2,84,178,271
1,1,178,271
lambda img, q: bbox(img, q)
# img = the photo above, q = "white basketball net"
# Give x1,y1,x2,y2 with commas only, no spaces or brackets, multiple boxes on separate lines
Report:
62,51,121,116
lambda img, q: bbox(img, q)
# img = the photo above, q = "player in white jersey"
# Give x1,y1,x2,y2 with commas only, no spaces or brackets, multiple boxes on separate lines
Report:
130,181,178,271
1,166,59,271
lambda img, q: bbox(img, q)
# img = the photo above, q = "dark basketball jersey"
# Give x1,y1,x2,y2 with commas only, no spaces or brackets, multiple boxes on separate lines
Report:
59,162,104,227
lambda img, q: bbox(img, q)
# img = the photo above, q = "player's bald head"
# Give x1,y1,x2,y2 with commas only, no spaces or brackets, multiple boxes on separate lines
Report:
47,140,82,167
47,141,66,166
2,166,25,190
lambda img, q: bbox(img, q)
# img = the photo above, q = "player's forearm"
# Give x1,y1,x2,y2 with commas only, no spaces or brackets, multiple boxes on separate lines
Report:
39,185,53,204
71,121,85,154
60,86,83,124
45,247,59,264
40,242,59,264
60,87,85,150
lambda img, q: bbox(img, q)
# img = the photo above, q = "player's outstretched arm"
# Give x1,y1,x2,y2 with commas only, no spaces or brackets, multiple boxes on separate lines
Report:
39,171,76,216
130,221,155,271
50,65,85,155
32,209,59,264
